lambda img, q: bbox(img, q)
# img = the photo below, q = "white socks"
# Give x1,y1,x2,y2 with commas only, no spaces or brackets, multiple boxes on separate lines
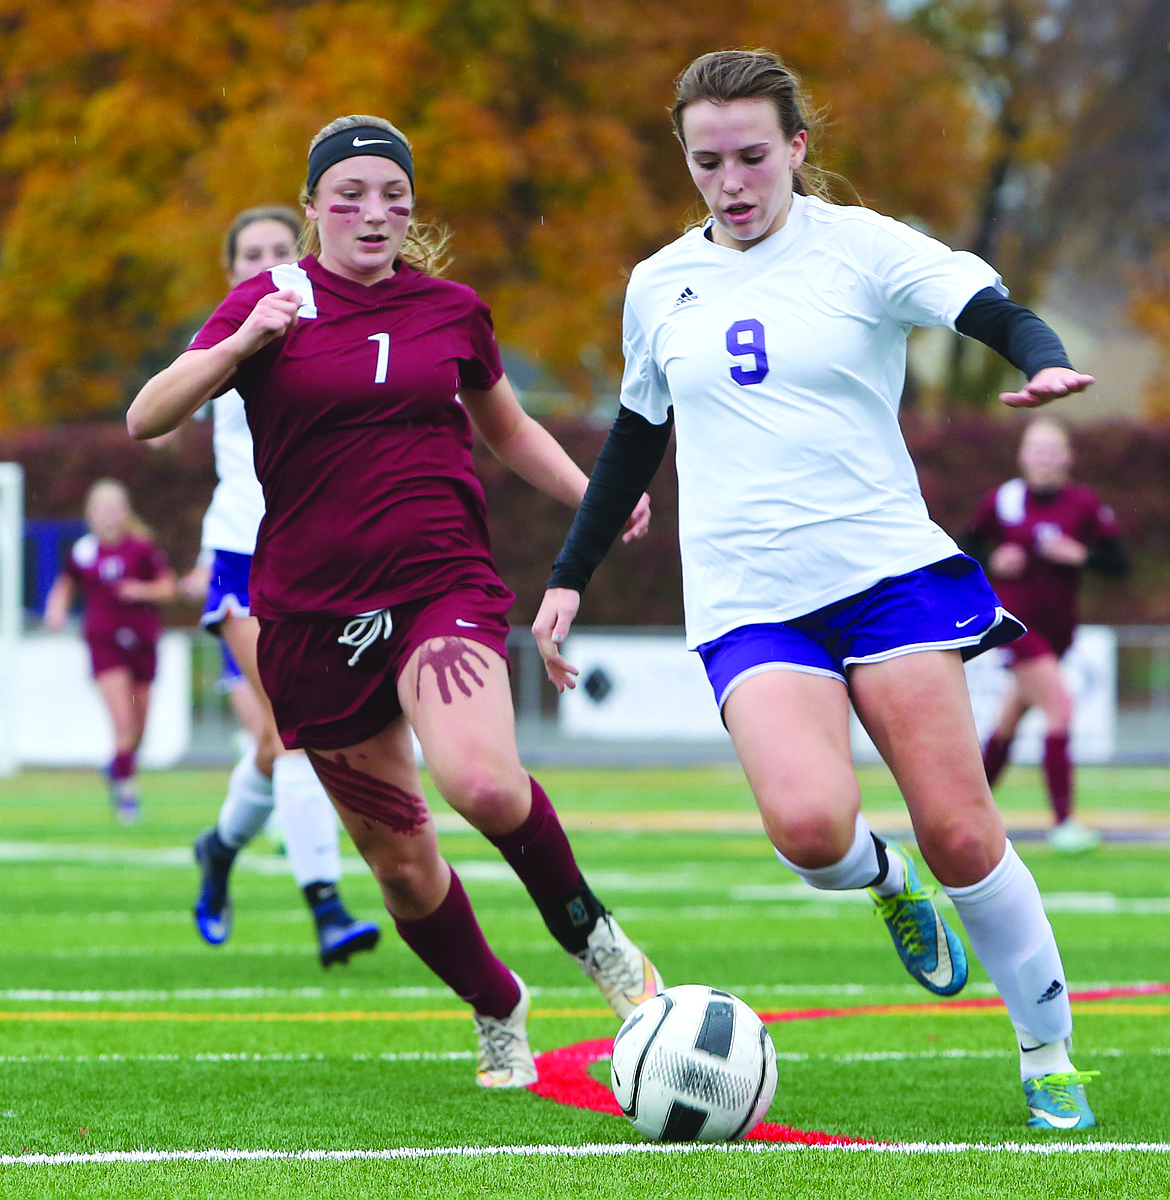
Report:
272,752,342,888
774,817,1075,1079
775,812,906,895
216,751,275,849
945,841,1074,1077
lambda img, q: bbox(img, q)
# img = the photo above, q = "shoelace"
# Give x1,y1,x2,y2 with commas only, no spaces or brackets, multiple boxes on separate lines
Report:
475,1014,524,1072
1031,1070,1101,1110
578,923,643,992
337,609,393,667
872,886,938,956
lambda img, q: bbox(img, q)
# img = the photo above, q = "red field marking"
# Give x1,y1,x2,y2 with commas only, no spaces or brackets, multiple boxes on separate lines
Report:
529,1037,870,1145
530,984,1170,1143
756,980,1170,1024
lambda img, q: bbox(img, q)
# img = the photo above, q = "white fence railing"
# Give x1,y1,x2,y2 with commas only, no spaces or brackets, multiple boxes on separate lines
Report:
7,624,1168,769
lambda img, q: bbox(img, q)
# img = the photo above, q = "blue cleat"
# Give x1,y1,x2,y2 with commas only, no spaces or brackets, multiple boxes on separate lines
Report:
193,829,235,946
870,842,967,996
107,774,140,824
316,904,381,968
1024,1071,1098,1130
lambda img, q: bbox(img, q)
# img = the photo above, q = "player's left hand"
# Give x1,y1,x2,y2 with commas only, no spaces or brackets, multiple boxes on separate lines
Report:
621,492,652,543
1037,533,1088,567
1000,367,1095,409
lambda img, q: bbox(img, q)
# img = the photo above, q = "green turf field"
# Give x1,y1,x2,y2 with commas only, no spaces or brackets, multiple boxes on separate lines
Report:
2,764,1168,1198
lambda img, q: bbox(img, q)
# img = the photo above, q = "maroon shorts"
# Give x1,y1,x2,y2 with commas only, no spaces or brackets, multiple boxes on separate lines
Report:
1004,624,1073,665
257,583,514,751
87,628,158,683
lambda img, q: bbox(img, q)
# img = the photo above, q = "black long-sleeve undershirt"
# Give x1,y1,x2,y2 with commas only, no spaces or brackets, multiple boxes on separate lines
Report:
548,288,1078,596
547,406,674,592
1086,536,1129,577
953,287,1072,379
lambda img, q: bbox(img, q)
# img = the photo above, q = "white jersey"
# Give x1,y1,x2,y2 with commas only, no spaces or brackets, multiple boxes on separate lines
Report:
199,388,265,555
620,193,1003,649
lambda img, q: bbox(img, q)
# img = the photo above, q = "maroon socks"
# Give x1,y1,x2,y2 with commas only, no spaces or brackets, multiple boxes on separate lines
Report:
982,732,1012,787
487,776,581,902
486,776,607,954
393,870,519,1019
1044,733,1073,824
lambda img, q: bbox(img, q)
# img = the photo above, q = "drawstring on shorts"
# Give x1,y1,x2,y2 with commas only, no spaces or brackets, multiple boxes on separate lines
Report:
337,608,393,666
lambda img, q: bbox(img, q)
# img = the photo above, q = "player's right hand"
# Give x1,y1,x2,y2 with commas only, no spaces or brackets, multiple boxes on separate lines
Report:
232,288,302,355
532,588,582,692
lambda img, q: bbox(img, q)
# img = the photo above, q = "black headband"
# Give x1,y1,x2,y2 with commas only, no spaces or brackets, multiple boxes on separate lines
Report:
305,125,414,195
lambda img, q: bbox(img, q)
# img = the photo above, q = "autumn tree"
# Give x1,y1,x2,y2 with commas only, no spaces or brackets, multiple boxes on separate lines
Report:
1130,244,1170,420
908,0,1170,402
0,0,986,428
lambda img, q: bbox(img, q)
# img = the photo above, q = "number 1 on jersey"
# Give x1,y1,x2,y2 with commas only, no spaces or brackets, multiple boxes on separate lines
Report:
368,332,391,384
726,319,769,386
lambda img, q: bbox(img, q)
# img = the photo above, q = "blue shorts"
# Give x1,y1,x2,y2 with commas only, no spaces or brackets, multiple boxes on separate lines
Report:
698,555,1024,711
201,549,252,634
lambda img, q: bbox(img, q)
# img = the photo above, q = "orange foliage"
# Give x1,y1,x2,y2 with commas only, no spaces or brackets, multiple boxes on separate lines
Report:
0,0,986,427
1129,244,1170,421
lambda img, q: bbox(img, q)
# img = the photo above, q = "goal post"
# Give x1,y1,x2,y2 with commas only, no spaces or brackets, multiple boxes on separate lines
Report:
0,462,23,776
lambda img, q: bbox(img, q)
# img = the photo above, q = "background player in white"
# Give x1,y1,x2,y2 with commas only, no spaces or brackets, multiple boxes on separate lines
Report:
186,206,379,967
127,116,662,1088
533,50,1099,1130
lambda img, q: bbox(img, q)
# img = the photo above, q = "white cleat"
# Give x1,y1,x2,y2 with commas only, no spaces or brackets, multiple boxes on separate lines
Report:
573,914,664,1020
1047,820,1101,855
473,972,538,1089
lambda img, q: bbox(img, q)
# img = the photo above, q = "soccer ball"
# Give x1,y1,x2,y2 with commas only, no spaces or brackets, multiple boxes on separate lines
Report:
610,984,777,1142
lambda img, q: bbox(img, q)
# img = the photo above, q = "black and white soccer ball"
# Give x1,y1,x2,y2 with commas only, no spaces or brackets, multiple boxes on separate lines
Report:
610,984,777,1142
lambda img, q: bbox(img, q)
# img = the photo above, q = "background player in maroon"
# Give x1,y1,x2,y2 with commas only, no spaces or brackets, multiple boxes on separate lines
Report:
127,114,662,1087
964,417,1128,853
43,478,176,822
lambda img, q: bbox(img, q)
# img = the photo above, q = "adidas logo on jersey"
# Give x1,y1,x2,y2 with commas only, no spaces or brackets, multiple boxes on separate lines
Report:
673,287,699,308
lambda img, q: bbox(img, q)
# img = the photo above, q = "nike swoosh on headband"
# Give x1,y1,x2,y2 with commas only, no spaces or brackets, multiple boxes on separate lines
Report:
352,137,397,147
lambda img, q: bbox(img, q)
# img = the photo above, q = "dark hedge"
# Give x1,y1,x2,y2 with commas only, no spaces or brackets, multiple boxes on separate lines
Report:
5,413,1168,627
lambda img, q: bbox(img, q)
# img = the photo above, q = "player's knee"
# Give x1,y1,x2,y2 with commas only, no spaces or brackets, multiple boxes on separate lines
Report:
361,842,433,899
767,808,851,868
440,770,526,833
919,819,1001,881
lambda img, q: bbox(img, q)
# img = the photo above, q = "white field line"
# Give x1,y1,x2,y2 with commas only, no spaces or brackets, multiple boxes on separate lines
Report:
4,1141,1170,1166
730,886,1170,915
0,1051,474,1064
3,979,1164,1003
0,1047,1154,1067
0,844,699,890
6,841,1170,910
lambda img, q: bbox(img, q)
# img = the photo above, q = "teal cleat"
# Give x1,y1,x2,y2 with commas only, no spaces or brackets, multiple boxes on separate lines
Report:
870,842,967,996
1024,1071,1098,1130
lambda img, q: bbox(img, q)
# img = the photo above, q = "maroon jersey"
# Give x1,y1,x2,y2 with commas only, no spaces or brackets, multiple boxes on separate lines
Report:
64,533,166,646
189,257,508,620
969,479,1120,639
